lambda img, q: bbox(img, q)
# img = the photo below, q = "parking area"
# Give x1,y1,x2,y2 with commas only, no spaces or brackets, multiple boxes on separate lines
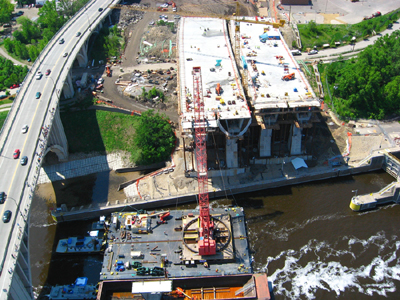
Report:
282,0,400,24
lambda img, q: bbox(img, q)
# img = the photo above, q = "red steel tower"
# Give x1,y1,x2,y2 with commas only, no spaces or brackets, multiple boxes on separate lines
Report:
192,66,216,256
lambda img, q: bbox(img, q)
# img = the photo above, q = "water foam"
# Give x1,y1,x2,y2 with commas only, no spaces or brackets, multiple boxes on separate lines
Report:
264,232,400,299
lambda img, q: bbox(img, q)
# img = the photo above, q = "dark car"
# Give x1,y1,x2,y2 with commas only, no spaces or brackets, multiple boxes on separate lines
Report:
373,11,381,17
98,7,103,11
59,38,65,44
45,69,51,76
76,32,81,37
0,192,6,204
20,156,28,165
3,210,11,223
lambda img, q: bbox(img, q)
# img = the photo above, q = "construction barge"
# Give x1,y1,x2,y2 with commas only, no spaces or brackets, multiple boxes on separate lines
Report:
97,209,270,299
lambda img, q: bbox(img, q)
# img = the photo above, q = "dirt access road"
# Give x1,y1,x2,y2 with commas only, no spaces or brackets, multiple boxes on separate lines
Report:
101,0,257,122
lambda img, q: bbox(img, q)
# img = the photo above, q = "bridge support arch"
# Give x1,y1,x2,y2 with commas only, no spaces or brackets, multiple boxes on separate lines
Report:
76,40,89,67
62,69,75,99
47,108,69,162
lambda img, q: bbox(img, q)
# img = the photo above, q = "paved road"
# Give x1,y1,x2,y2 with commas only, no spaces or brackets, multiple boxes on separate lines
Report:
0,0,116,296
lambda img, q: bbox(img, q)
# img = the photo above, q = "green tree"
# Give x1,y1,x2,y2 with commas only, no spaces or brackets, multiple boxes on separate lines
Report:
133,110,175,165
0,0,14,24
38,1,65,34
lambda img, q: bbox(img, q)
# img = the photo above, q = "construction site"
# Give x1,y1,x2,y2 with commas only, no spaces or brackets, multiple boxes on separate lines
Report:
177,15,320,177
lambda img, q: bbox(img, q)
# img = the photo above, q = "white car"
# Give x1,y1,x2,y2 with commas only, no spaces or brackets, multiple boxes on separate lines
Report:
63,52,68,57
35,71,42,80
149,20,155,25
308,50,318,55
161,3,168,8
21,125,28,134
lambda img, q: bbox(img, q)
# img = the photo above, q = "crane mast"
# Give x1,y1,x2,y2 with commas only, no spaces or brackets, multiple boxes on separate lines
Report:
192,67,216,256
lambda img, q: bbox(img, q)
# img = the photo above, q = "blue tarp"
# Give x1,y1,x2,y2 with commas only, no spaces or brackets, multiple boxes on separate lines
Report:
241,56,248,70
259,32,269,42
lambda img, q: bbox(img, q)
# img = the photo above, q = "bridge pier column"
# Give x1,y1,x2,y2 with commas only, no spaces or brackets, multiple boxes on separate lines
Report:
47,107,69,162
289,125,302,156
76,40,89,67
63,70,75,99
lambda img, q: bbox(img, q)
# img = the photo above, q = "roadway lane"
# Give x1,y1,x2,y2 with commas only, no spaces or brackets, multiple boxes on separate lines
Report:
0,0,118,297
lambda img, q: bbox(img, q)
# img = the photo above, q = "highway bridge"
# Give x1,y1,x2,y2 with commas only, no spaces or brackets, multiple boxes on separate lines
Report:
0,0,117,298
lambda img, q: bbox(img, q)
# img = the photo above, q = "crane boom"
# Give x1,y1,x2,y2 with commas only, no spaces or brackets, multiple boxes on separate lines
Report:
192,67,216,256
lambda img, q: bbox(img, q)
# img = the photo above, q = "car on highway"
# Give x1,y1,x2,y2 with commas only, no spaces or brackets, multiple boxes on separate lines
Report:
98,7,103,11
35,71,42,80
13,149,20,159
0,192,6,204
308,49,318,55
20,156,28,165
45,69,51,76
63,52,68,57
36,92,41,99
10,83,20,89
21,124,28,134
59,38,65,44
3,210,11,223
76,32,81,37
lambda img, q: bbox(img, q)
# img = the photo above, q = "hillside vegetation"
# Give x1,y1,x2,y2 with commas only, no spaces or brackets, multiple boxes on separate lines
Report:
298,9,400,50
324,30,400,120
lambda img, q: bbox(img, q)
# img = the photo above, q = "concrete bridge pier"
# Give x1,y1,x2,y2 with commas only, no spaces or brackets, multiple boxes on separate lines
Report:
45,107,69,162
62,70,75,99
76,40,89,67
8,217,33,299
289,125,302,155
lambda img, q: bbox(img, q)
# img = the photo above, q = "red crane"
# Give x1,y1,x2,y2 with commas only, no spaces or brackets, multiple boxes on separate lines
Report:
192,66,216,256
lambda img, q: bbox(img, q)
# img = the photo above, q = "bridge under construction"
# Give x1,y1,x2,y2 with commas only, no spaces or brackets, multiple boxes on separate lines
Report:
177,17,320,176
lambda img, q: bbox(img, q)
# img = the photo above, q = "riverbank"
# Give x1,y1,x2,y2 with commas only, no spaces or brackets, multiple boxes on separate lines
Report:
47,143,400,222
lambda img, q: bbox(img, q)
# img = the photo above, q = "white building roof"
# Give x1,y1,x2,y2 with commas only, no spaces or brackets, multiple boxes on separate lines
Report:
131,280,172,294
237,19,320,110
178,18,251,132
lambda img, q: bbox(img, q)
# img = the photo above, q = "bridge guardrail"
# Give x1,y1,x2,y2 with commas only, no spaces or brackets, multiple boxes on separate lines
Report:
0,0,98,156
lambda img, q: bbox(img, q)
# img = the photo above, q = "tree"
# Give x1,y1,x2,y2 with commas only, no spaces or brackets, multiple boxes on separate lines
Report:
133,110,175,165
38,1,65,34
0,0,14,24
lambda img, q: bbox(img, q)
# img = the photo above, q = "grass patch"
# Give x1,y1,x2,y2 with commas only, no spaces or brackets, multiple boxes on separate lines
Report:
0,99,14,105
298,9,400,50
0,111,9,129
61,110,140,161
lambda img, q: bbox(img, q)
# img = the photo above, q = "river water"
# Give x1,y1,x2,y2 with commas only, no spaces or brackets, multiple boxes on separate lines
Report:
30,170,400,299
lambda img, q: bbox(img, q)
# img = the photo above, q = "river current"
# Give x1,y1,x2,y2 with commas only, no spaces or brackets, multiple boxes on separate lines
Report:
30,170,400,299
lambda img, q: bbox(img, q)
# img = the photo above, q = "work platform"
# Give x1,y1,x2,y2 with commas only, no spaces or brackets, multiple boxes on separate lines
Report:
100,208,252,281
178,18,251,138
236,18,320,157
